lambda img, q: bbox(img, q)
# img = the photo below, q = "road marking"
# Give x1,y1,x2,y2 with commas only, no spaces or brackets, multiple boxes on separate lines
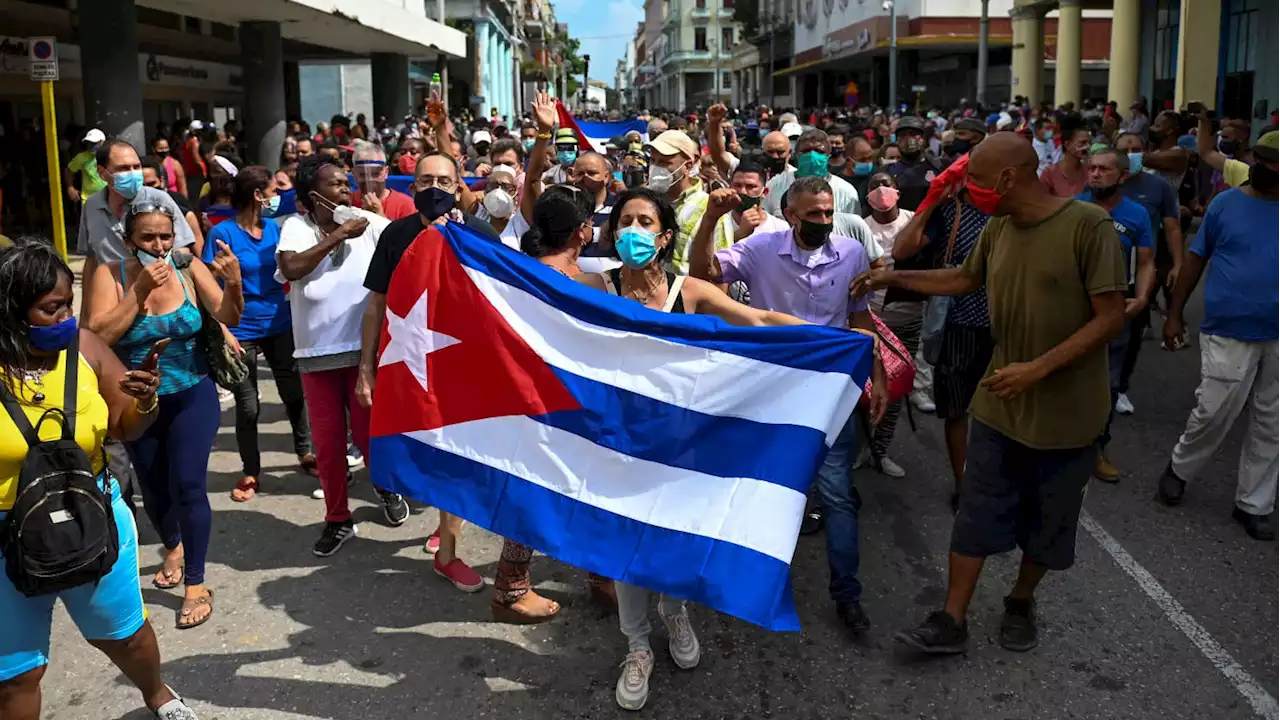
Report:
1081,512,1279,720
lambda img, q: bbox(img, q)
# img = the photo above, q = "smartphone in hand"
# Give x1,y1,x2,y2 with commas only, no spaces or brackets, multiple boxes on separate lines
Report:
139,338,172,371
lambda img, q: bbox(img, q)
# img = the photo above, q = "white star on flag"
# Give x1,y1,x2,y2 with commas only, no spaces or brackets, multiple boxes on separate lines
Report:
379,289,460,393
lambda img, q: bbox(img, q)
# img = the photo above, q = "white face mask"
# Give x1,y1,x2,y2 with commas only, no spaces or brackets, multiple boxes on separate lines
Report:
647,163,683,193
483,188,515,218
332,204,359,225
135,248,169,268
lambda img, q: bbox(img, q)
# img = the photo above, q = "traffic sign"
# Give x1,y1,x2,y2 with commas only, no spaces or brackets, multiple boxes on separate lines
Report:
28,36,58,81
910,84,927,93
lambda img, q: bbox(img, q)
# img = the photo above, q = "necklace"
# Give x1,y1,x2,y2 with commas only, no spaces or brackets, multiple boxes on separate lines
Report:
19,368,50,403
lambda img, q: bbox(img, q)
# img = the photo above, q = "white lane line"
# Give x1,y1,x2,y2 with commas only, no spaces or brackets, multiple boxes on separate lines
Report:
1080,512,1279,720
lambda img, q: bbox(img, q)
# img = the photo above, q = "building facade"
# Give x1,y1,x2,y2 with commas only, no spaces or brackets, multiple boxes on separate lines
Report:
639,0,742,111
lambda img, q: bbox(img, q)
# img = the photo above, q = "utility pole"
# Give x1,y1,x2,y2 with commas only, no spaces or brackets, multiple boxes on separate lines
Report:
438,0,448,111
583,54,591,108
976,0,989,107
767,3,776,108
886,0,897,110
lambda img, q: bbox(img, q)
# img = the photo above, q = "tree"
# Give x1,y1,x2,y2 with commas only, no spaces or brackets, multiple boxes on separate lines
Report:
732,0,759,39
553,27,587,96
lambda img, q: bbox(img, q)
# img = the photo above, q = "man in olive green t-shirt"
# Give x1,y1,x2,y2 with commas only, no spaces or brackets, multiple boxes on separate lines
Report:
853,133,1127,655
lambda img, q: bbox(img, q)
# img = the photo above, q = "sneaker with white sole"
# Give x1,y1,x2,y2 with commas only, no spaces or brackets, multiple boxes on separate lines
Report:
615,649,655,711
376,489,409,526
313,520,357,557
311,487,325,500
1115,393,1135,415
154,685,198,719
347,444,364,470
876,455,906,478
853,446,871,470
658,603,700,669
910,390,936,413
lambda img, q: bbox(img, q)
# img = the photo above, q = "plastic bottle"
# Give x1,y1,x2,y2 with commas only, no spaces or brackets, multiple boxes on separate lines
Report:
430,73,443,100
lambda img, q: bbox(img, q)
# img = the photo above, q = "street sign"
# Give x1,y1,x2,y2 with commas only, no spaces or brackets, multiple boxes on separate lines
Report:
910,84,927,93
28,36,58,81
469,95,486,105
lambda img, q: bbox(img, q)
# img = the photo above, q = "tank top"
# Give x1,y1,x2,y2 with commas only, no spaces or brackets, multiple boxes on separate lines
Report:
0,352,109,511
609,269,689,314
162,156,182,193
115,257,207,395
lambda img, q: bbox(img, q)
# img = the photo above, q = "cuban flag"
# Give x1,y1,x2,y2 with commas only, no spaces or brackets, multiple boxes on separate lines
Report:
555,100,647,154
368,222,874,631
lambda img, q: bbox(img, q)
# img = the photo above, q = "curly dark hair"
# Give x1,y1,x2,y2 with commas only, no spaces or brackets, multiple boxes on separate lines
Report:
520,184,596,258
294,154,340,211
606,188,679,266
0,239,75,389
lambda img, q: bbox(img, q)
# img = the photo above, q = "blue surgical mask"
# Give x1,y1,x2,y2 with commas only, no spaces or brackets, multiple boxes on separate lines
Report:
853,161,875,177
135,248,169,268
1043,130,1055,140
795,151,830,179
557,149,578,166
616,226,659,269
113,170,144,200
29,316,78,352
522,138,536,152
1128,152,1144,175
263,195,282,215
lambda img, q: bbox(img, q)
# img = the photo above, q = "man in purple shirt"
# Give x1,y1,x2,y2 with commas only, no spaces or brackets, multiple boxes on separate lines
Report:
689,176,887,637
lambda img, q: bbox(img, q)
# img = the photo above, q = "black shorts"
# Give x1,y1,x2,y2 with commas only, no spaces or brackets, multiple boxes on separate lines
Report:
933,324,995,420
950,420,1093,570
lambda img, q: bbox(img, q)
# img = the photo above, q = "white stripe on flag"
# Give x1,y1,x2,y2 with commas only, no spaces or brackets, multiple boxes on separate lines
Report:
404,415,807,563
464,266,860,443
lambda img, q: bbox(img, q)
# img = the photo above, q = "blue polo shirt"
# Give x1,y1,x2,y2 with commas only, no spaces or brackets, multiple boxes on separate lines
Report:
1077,192,1153,288
1189,189,1279,341
204,219,292,342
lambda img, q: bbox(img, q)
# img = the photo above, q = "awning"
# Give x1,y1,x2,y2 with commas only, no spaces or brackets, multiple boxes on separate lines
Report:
772,34,1015,77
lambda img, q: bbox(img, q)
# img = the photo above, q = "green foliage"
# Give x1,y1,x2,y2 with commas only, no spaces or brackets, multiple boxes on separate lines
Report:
732,0,759,39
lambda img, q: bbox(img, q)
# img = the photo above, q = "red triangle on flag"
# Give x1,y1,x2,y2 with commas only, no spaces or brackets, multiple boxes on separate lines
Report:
370,226,580,437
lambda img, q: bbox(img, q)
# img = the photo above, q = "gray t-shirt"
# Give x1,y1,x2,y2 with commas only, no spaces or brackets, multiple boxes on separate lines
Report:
76,185,195,262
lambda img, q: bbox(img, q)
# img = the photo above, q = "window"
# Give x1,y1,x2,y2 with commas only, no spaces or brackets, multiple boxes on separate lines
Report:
721,27,734,49
694,27,707,51
136,6,182,30
1151,0,1179,111
184,16,201,33
723,71,732,88
1221,0,1260,120
723,0,734,7
211,22,237,41
695,0,706,8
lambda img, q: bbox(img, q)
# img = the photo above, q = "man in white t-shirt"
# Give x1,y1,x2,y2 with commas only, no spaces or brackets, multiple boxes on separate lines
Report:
276,155,409,558
764,128,862,218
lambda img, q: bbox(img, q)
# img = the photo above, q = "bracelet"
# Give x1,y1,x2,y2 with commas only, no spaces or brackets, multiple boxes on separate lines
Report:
536,132,552,140
135,395,159,415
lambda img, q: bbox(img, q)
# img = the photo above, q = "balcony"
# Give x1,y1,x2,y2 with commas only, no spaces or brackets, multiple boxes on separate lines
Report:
661,48,716,67
690,5,710,20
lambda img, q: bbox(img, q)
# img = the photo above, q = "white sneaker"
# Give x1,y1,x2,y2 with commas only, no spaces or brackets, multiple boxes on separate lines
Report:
876,455,906,478
1115,393,1135,415
217,387,234,406
615,649,655,711
659,603,700,669
311,487,325,500
910,390,936,413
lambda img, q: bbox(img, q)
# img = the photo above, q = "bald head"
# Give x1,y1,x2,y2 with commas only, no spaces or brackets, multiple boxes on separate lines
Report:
763,130,790,158
967,132,1048,217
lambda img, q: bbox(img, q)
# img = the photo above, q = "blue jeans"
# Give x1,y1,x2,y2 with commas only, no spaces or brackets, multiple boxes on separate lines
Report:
1098,325,1130,449
812,412,863,604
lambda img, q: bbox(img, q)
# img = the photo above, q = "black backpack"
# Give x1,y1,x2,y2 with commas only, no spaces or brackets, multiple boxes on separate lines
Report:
0,334,119,597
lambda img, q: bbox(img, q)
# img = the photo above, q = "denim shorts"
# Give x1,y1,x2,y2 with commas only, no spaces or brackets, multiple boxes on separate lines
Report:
0,478,146,681
950,420,1093,570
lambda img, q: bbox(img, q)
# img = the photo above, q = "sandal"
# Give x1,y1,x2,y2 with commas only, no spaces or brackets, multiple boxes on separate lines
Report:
176,588,214,630
231,476,258,502
152,555,184,589
491,590,561,625
299,454,320,478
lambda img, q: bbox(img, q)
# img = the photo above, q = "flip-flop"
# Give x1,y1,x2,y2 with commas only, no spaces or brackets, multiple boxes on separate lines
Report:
231,476,258,502
152,562,184,590
176,589,213,630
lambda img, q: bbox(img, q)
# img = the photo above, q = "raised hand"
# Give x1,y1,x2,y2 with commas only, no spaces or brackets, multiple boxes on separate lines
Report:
210,240,241,285
707,103,727,126
706,187,740,218
134,258,172,299
532,91,556,133
426,90,447,128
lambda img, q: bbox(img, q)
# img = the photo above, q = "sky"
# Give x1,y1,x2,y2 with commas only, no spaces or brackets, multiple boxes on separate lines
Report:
552,0,644,85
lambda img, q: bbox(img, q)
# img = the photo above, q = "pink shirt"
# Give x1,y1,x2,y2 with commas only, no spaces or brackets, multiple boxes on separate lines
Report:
1039,164,1087,198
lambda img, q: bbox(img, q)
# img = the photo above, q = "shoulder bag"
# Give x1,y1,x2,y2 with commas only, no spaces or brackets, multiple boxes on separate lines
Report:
920,196,962,366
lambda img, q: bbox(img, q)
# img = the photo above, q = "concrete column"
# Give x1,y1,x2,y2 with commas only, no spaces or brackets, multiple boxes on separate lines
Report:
80,0,144,149
476,21,490,113
1010,5,1044,105
372,53,411,124
1107,0,1141,111
1055,0,1082,108
1174,0,1223,109
240,21,287,171
503,42,514,120
284,61,302,122
677,71,687,110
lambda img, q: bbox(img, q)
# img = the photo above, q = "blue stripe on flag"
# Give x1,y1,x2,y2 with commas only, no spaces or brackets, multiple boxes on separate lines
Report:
442,222,874,377
576,119,648,141
540,368,825,494
371,433,801,631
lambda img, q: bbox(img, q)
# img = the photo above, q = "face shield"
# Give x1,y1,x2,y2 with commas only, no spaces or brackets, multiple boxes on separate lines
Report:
353,159,387,194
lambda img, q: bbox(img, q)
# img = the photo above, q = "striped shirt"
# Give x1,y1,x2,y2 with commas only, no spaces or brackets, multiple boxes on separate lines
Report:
665,181,710,275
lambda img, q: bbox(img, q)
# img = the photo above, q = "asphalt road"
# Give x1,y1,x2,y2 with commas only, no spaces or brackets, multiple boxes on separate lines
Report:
38,293,1277,720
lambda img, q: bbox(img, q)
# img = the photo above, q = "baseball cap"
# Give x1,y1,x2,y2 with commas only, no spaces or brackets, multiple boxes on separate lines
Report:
780,122,803,139
489,164,519,181
189,120,204,131
645,129,698,160
471,130,493,145
896,116,926,132
1254,130,1278,163
83,128,106,144
606,135,626,150
953,117,987,135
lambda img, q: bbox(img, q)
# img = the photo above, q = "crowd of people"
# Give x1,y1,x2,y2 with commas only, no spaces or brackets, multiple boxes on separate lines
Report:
0,89,1274,718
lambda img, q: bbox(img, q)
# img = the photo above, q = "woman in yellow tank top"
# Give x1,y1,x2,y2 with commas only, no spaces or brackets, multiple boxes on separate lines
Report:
0,241,199,719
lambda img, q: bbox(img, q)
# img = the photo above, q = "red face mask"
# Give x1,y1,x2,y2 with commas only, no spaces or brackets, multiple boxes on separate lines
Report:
965,179,1004,215
397,154,418,175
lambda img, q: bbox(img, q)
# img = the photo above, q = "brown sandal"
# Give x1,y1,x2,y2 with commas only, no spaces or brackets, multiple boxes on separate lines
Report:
152,560,184,590
231,476,258,502
491,590,561,625
176,589,213,630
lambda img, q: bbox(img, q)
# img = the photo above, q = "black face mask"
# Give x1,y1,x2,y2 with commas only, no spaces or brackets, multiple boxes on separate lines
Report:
1147,128,1165,146
763,155,787,174
796,219,833,249
1092,183,1121,201
415,187,456,220
1218,138,1240,156
1249,163,1278,193
737,194,762,213
830,147,845,158
950,139,972,156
